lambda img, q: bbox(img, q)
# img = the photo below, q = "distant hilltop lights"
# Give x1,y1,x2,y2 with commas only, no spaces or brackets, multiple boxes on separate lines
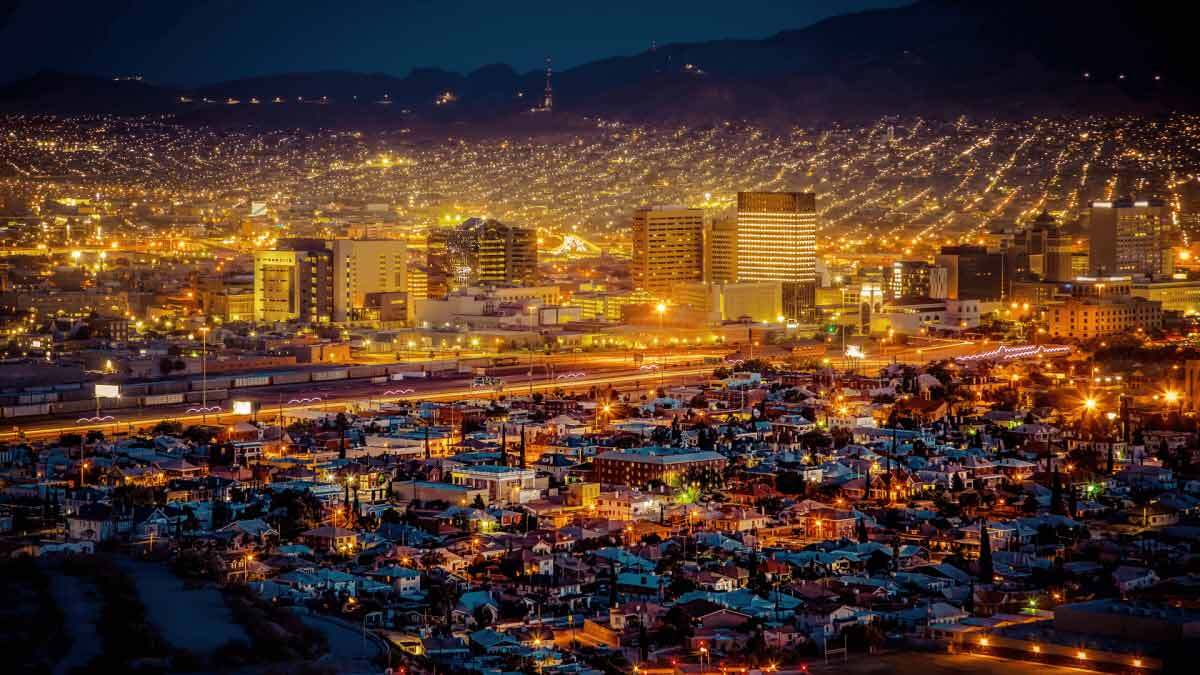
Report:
1082,71,1165,82
956,343,1073,363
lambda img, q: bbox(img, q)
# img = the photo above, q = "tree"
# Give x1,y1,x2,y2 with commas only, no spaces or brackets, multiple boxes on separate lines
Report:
212,500,234,529
335,412,349,460
856,517,870,543
151,420,182,436
472,604,494,628
472,494,487,510
666,575,695,599
831,426,852,449
271,489,324,539
1050,466,1067,515
951,473,965,492
977,521,994,583
420,549,446,569
654,606,694,646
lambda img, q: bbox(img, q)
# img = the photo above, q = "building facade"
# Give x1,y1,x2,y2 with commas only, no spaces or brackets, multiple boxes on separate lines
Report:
631,205,705,296
592,447,728,489
477,220,537,286
935,245,1005,300
331,239,411,322
1089,198,1175,278
706,216,739,284
1047,296,1163,340
886,260,933,299
735,191,818,319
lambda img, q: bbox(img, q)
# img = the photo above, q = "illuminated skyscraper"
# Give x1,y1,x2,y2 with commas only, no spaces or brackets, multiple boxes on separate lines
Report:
477,220,537,286
631,205,704,295
735,191,817,319
705,216,738,284
434,218,538,288
1089,198,1174,278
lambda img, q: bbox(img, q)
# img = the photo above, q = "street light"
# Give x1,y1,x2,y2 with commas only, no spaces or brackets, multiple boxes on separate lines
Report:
199,325,210,423
654,303,667,394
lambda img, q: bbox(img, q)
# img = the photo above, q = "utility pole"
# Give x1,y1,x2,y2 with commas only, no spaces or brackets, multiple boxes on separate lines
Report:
520,424,527,469
200,325,210,424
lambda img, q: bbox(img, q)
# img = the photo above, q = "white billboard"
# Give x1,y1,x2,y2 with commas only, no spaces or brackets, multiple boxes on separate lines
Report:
231,400,254,416
94,384,121,399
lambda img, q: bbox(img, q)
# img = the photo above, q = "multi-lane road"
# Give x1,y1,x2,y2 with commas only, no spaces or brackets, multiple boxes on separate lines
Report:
0,338,1001,443
0,360,718,443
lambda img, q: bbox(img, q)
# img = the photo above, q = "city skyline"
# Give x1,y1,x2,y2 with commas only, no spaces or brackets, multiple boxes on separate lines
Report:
1,2,1198,675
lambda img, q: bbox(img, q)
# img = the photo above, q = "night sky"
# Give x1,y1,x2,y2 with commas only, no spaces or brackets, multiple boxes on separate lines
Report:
0,0,906,85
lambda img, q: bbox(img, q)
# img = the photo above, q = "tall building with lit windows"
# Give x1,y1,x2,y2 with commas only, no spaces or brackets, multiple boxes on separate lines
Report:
705,216,738,284
438,218,537,288
885,260,933,299
735,191,817,319
1089,198,1174,279
631,205,705,295
253,239,333,324
477,220,537,286
331,239,410,322
253,251,299,322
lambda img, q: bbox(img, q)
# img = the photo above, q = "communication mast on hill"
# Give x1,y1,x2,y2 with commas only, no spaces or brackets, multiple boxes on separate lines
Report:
541,57,553,111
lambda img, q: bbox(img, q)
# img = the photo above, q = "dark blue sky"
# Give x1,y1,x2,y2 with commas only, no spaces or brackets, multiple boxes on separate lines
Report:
0,0,906,85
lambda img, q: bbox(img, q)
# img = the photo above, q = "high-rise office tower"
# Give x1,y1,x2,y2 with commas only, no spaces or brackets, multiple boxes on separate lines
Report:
252,251,300,322
331,239,410,322
1025,211,1075,282
424,229,453,297
1089,197,1175,278
435,218,539,289
477,219,537,286
253,239,334,323
935,245,1005,300
885,260,933,299
736,191,817,319
631,205,705,295
705,216,738,284
1180,182,1200,246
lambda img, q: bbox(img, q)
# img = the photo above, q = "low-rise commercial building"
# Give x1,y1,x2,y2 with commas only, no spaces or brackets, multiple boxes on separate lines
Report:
592,447,728,489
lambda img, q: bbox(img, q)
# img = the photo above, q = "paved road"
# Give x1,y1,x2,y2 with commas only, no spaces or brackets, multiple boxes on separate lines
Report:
798,652,1098,675
1,362,715,441
48,573,102,675
296,611,386,675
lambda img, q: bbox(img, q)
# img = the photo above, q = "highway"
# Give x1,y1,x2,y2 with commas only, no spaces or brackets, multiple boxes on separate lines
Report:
0,361,718,442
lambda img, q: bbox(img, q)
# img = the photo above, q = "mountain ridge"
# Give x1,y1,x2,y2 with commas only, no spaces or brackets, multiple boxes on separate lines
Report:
1,1,1192,125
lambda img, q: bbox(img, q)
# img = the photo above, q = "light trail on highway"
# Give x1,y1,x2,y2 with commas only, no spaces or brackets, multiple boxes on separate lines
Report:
0,364,717,442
